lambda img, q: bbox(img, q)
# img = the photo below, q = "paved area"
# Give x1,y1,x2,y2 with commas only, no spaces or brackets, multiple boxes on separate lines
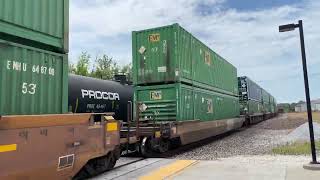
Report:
93,113,320,179
92,158,176,180
92,156,320,180
173,156,320,180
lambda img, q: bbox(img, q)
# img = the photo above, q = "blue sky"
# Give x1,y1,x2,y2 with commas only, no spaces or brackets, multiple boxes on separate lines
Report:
69,0,319,103
225,0,302,11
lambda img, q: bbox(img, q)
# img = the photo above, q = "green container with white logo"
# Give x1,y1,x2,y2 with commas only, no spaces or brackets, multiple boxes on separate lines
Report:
0,40,68,115
134,83,239,122
132,24,238,96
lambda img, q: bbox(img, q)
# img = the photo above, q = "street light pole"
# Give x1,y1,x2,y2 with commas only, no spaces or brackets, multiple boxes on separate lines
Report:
279,20,319,166
297,20,318,164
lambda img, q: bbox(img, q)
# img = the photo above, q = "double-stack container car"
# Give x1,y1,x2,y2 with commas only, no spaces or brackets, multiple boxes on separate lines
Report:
238,76,277,124
0,1,121,179
129,24,243,155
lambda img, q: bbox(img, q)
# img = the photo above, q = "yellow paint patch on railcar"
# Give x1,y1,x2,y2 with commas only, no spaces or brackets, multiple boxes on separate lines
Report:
106,122,118,132
155,131,161,138
0,144,17,153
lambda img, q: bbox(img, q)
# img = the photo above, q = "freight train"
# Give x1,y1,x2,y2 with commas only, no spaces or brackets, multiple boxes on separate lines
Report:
238,76,277,125
0,1,277,179
120,24,277,156
66,74,276,157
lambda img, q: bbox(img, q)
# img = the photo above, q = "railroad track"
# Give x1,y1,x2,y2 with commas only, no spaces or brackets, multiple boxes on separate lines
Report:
127,128,244,158
160,128,245,158
112,157,146,170
89,128,246,179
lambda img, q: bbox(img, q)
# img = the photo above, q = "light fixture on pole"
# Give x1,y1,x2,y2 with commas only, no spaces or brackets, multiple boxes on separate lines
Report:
279,20,319,170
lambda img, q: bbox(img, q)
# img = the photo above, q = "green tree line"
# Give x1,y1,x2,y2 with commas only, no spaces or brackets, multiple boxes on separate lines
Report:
69,51,132,81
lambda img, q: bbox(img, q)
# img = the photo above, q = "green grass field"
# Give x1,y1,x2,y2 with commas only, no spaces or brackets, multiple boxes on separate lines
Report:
272,141,320,155
272,112,320,155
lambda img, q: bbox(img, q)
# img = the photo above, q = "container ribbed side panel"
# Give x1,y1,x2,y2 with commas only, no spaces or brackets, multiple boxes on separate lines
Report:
132,23,238,96
0,40,68,115
133,25,175,85
134,83,239,122
0,0,68,52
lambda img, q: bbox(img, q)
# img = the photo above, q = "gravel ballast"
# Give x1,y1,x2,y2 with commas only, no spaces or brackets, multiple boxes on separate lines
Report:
174,114,302,160
282,122,320,143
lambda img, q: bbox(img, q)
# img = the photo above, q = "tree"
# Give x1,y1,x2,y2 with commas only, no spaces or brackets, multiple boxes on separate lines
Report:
68,63,76,74
91,54,114,80
112,62,121,76
121,63,132,82
74,52,91,76
70,52,133,81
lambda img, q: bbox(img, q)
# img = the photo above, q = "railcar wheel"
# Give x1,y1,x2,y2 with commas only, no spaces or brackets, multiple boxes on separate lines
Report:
158,139,169,153
140,137,153,157
107,154,117,170
78,163,97,179
99,154,112,172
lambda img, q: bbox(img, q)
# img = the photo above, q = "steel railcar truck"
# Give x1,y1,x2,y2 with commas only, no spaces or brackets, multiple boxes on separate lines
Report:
0,114,121,179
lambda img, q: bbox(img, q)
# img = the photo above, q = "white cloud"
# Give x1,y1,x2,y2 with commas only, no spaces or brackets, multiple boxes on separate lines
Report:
70,0,223,36
69,0,320,102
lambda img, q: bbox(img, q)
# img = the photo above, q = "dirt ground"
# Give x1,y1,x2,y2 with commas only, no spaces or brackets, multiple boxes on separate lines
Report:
287,112,320,123
258,112,320,130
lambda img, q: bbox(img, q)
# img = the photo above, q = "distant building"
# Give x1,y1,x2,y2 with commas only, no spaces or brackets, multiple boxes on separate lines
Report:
295,99,320,112
295,104,307,112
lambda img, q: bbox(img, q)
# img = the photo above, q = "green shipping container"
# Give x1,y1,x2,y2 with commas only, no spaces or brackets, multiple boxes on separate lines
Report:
0,0,69,53
262,89,270,104
132,24,238,96
134,83,239,122
0,40,68,115
262,89,271,113
240,100,263,115
269,96,277,113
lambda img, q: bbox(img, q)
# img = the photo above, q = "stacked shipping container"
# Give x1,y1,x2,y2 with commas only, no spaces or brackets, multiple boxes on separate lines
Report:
134,83,239,122
0,0,69,53
0,0,69,115
238,76,276,116
132,24,238,96
133,24,240,122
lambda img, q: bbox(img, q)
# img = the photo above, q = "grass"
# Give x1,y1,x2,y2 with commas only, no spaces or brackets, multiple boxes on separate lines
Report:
287,112,320,123
272,141,320,155
272,112,320,155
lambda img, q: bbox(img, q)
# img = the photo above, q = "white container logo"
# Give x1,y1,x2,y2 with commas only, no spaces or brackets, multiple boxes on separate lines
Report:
81,89,120,100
